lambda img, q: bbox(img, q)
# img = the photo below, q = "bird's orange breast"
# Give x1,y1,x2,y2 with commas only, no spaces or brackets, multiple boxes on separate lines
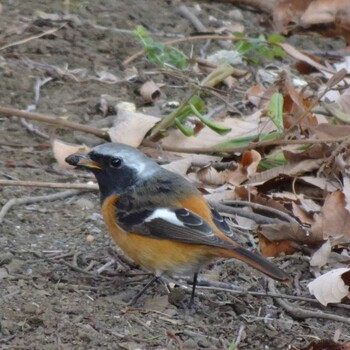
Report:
101,194,220,275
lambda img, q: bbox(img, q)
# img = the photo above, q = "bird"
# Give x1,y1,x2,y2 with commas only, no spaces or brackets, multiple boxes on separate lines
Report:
66,142,289,306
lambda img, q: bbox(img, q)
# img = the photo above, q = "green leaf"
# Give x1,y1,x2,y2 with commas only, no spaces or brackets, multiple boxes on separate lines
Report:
174,118,194,136
258,130,282,141
267,93,284,131
267,33,284,44
232,32,245,38
214,134,261,148
190,104,232,135
259,151,286,169
176,95,204,122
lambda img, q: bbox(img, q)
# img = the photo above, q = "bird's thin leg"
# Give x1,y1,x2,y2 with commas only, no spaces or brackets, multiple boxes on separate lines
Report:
129,275,159,305
189,272,198,308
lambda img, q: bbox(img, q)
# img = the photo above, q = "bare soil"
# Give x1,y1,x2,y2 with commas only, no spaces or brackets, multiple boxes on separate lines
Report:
0,1,349,349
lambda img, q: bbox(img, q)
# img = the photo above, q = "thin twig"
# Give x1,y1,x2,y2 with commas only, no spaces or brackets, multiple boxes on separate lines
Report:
166,330,184,350
0,190,84,224
178,5,207,32
0,24,66,51
0,106,109,140
0,179,98,190
222,200,295,223
193,279,350,310
143,135,350,155
268,280,350,325
212,202,287,224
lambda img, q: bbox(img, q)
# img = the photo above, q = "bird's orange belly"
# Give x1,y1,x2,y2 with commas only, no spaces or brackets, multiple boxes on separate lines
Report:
101,195,212,275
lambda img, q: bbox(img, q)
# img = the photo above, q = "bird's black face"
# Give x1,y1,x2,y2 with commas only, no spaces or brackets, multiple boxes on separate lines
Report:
66,146,141,202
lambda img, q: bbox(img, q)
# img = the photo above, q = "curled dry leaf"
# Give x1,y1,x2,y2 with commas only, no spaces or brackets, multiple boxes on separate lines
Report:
197,165,226,186
242,150,261,177
245,84,265,108
52,139,90,168
108,108,160,147
140,80,161,103
308,268,350,306
196,150,261,186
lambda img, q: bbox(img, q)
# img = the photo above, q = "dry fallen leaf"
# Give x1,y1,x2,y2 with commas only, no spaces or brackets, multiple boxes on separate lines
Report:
161,111,276,149
258,232,298,257
309,239,332,267
259,220,323,246
279,43,335,74
343,177,350,212
312,191,350,239
308,267,350,306
52,139,90,168
197,166,227,186
273,0,312,33
162,154,220,178
292,339,350,350
301,0,350,25
196,150,261,186
108,108,160,147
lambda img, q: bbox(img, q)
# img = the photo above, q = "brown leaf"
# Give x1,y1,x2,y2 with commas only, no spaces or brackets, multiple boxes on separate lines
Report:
292,202,314,225
51,139,90,168
258,232,298,257
245,84,265,107
283,144,327,162
196,150,261,186
108,108,160,147
312,191,350,239
311,123,350,138
293,339,350,350
258,220,323,245
247,159,322,185
301,0,350,24
273,0,312,33
280,43,335,74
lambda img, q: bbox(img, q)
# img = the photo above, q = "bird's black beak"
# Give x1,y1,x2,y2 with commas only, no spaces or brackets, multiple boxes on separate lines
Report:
65,153,101,170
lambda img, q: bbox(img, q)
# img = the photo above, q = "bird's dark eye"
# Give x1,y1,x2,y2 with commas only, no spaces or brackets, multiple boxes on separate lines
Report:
110,157,122,168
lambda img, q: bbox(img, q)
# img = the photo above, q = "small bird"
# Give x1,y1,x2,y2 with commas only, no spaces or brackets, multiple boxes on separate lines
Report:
66,143,289,305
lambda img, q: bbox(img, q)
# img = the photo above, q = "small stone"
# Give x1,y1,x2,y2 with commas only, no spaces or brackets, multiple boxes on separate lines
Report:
183,338,197,348
0,252,13,266
75,198,95,210
0,268,9,279
228,9,244,21
86,234,94,243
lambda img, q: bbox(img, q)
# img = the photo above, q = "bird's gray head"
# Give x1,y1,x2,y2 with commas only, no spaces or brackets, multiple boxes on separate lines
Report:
65,142,161,201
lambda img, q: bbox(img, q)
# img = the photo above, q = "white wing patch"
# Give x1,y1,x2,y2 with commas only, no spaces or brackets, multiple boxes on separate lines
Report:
145,208,185,227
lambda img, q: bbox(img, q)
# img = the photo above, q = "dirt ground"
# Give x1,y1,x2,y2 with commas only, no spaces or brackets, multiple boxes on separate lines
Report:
1,1,349,349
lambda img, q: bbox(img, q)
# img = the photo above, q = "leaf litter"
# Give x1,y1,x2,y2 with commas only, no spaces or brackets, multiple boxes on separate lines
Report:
1,0,350,349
